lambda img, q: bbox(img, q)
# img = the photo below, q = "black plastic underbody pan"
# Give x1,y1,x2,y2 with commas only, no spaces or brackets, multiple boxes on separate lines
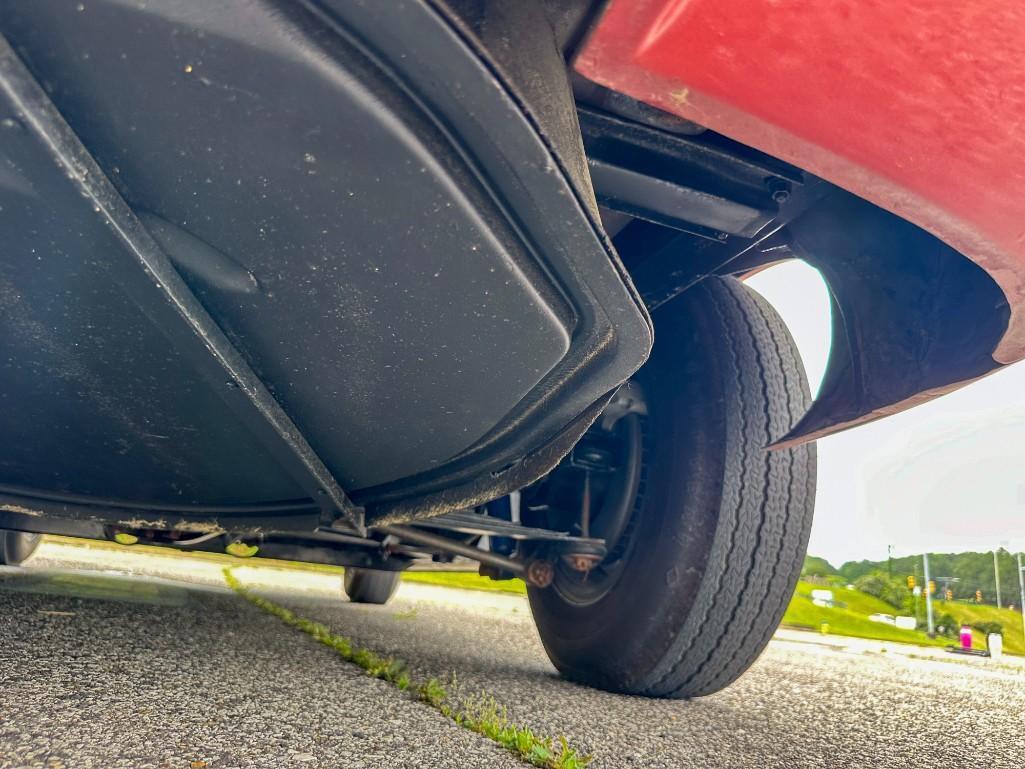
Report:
0,0,651,531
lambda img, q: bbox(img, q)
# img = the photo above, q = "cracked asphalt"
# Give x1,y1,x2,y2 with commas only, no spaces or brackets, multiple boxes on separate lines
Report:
1,542,1023,768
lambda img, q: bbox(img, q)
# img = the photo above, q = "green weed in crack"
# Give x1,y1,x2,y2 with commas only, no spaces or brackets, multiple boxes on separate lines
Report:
223,568,589,769
222,569,411,690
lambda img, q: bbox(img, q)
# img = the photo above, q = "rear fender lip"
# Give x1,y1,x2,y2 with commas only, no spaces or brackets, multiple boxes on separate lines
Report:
771,191,1008,448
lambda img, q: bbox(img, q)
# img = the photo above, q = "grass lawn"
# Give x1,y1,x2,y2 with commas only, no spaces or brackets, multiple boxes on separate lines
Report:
931,599,1025,655
779,581,1025,655
783,581,948,647
402,570,527,595
42,535,347,577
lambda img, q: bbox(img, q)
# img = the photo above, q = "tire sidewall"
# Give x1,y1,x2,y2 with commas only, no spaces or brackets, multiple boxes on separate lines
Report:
343,567,400,604
528,281,733,692
0,531,42,566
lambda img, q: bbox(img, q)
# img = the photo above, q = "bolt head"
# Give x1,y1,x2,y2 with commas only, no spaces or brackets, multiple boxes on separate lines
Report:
525,559,555,588
563,553,602,572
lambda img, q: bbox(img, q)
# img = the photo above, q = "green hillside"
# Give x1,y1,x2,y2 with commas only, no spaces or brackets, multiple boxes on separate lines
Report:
783,581,948,647
782,580,1025,654
932,599,1025,655
801,555,839,578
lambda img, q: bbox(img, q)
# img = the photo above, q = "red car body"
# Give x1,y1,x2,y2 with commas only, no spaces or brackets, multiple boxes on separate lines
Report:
578,0,1025,365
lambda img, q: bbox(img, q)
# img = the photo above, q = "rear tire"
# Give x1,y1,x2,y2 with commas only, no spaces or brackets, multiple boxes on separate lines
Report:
528,276,816,698
342,567,400,605
0,530,42,566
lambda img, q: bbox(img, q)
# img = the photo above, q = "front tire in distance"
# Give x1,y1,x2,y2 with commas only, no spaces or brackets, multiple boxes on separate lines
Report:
0,530,42,566
527,275,816,698
342,567,400,605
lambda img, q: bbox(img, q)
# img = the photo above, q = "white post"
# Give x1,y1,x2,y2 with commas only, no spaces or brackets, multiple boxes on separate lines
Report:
923,552,935,635
994,549,1002,609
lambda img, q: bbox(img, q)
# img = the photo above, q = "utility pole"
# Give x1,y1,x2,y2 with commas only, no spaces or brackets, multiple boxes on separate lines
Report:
914,558,922,629
923,551,935,635
1017,552,1025,645
887,544,893,579
994,548,1003,609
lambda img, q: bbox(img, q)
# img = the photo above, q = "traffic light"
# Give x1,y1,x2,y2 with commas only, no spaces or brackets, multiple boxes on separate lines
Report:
907,575,916,589
976,590,983,602
928,580,936,595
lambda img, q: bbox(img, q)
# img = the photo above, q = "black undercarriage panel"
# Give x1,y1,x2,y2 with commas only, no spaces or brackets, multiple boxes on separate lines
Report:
0,0,651,528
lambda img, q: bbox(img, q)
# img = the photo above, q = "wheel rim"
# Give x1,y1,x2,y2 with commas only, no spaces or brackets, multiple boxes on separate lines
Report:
539,383,651,607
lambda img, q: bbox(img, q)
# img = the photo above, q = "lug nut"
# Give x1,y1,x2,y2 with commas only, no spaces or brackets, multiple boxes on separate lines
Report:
563,553,602,572
525,559,555,588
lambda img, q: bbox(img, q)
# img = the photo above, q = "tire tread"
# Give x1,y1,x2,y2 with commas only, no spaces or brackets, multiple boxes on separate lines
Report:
644,278,814,698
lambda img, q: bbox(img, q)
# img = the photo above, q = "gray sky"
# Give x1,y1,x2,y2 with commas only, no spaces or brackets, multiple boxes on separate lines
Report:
745,261,1025,567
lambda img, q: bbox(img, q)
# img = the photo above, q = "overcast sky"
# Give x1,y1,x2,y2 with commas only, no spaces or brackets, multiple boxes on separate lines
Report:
745,261,1025,567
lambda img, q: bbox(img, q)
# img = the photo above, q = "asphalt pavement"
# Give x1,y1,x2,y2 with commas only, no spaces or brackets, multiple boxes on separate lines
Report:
1,543,1023,768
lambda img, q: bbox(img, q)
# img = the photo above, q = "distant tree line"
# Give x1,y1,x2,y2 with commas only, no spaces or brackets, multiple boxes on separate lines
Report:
802,550,1022,606
801,555,839,579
